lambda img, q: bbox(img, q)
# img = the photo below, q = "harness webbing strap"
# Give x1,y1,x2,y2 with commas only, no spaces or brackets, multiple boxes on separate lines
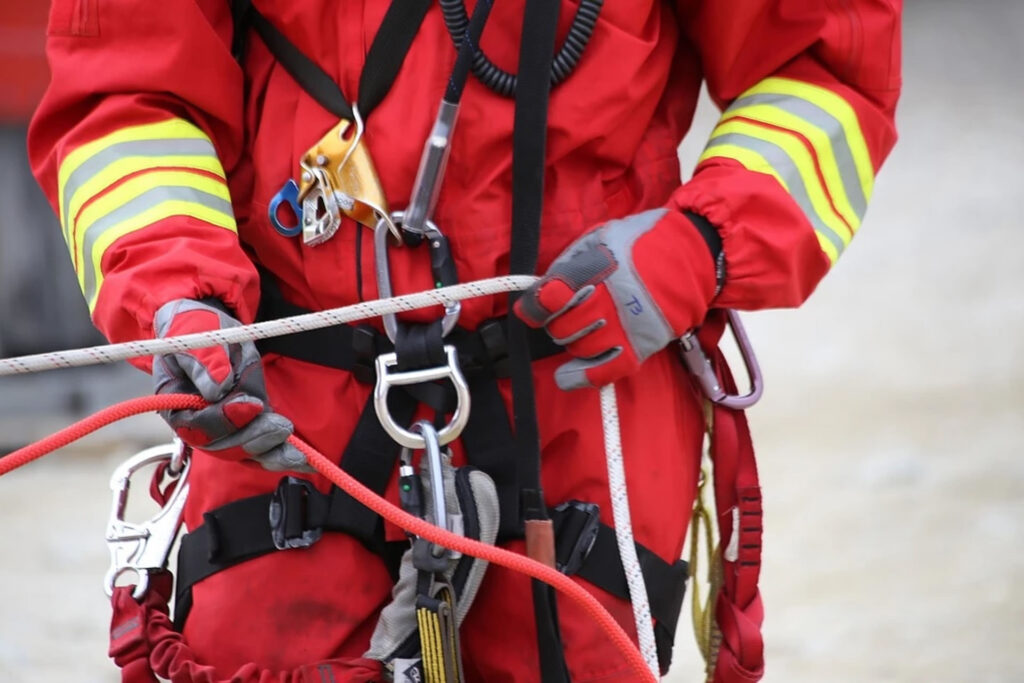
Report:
172,490,688,664
242,0,432,121
509,0,567,679
707,344,765,682
172,393,414,629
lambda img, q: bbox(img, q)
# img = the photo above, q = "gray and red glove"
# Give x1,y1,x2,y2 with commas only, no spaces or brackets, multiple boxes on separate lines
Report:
152,299,307,471
515,208,720,390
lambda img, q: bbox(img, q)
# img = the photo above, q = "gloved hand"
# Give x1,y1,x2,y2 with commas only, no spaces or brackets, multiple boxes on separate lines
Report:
515,208,720,390
152,298,308,471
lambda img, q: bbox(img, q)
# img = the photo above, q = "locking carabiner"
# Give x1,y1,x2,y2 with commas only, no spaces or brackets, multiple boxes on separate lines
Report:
104,441,191,600
374,212,461,342
679,310,764,410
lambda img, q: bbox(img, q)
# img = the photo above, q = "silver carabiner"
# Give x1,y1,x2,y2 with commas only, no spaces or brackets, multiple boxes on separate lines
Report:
679,310,764,410
374,212,460,342
374,346,472,450
104,441,191,600
404,421,450,559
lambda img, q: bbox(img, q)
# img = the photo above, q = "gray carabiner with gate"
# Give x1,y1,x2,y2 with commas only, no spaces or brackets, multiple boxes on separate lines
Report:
401,420,451,562
679,310,764,410
104,441,191,600
374,212,461,342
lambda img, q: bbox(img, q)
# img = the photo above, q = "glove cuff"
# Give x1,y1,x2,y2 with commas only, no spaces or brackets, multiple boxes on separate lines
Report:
682,210,726,296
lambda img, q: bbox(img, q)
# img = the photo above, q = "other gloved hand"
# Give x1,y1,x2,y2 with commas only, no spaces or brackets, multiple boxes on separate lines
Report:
515,208,720,390
152,298,308,471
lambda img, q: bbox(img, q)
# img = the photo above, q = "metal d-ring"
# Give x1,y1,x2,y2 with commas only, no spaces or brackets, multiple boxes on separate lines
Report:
373,345,472,450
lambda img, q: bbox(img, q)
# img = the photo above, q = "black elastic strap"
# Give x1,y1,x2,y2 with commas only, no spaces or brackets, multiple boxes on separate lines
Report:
683,210,726,293
509,1,568,680
246,0,431,120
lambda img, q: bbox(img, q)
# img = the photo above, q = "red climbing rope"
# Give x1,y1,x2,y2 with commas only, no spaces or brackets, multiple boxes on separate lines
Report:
0,393,656,683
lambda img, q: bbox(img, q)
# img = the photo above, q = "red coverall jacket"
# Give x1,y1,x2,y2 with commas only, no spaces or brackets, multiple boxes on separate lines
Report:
29,1,900,680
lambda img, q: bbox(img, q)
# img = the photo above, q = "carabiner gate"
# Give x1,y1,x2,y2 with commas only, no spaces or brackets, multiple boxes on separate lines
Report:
104,441,191,600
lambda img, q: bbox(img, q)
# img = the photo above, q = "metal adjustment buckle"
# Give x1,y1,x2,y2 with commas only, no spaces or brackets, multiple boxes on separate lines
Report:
269,476,324,550
553,500,601,575
374,346,471,449
679,310,764,410
105,441,191,600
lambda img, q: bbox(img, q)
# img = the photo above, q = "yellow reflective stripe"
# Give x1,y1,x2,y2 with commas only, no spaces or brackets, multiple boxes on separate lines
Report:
700,142,840,265
57,118,208,226
71,170,229,264
699,143,790,191
64,154,225,245
723,104,862,232
85,200,235,311
743,77,874,199
712,118,853,244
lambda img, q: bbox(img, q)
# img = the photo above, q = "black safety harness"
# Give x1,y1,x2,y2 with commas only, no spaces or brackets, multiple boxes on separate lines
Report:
176,1,690,676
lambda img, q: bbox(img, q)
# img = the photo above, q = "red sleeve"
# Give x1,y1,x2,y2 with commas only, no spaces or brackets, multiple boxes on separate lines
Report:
27,0,259,349
670,0,901,309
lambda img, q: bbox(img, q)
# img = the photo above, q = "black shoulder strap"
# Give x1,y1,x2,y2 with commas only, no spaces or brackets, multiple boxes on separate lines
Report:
507,1,570,681
233,0,432,120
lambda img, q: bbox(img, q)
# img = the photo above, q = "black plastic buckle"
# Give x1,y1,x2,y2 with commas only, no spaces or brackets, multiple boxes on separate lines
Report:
477,319,510,377
553,500,601,575
269,476,324,550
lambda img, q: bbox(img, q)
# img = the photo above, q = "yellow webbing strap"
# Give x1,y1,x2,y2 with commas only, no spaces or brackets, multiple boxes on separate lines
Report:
417,583,463,683
690,401,724,682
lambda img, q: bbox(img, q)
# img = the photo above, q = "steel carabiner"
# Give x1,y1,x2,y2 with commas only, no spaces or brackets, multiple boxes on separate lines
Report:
104,441,191,600
373,212,461,342
679,310,764,410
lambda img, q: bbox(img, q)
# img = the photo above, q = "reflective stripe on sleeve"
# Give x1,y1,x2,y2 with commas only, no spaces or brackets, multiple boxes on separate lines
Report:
699,77,876,265
55,118,236,311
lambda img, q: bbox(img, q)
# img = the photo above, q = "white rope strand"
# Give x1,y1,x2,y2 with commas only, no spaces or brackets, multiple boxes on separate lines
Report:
0,276,537,377
600,383,659,678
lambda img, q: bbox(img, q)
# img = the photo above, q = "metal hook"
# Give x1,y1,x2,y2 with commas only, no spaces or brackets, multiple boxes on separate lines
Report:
104,442,190,600
678,310,764,410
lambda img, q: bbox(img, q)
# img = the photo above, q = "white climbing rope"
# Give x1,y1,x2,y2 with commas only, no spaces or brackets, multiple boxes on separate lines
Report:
0,273,658,679
0,276,537,376
601,384,660,678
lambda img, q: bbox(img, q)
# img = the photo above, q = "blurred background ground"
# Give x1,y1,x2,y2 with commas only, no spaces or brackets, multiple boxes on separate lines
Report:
1,1,1022,681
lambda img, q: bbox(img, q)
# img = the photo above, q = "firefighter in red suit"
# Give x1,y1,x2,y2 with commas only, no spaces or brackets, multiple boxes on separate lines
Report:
29,0,900,680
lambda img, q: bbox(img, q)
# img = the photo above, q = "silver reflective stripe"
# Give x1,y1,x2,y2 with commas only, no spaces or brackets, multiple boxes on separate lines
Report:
708,132,846,255
81,185,234,304
61,137,217,231
728,93,868,220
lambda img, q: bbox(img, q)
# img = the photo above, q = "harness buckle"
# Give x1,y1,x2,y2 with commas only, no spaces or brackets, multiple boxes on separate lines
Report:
679,310,764,410
269,476,324,550
374,346,471,450
105,441,191,600
553,500,601,576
